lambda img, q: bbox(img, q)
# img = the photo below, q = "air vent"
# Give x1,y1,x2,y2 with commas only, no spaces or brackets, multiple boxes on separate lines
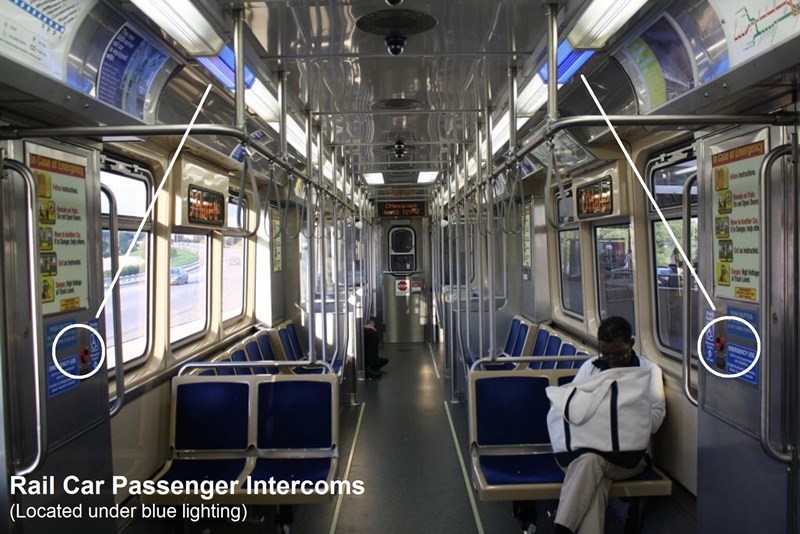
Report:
356,9,437,36
373,98,425,110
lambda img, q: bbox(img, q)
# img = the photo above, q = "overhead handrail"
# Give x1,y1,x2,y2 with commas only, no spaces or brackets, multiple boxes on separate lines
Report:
100,184,126,418
759,143,793,464
3,159,47,475
681,175,699,407
177,359,334,377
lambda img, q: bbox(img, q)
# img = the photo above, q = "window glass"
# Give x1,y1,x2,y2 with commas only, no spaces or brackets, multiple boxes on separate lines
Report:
100,169,150,369
223,201,246,320
595,224,635,328
388,227,416,272
653,218,699,352
652,158,697,209
559,229,583,316
557,189,575,223
102,231,148,367
169,234,209,343
100,171,148,218
390,227,414,253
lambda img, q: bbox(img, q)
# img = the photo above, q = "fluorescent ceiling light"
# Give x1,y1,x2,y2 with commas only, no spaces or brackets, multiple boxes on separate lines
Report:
246,79,279,121
364,173,384,185
517,76,563,116
566,0,649,49
197,45,255,90
538,41,595,84
418,171,438,183
131,0,224,56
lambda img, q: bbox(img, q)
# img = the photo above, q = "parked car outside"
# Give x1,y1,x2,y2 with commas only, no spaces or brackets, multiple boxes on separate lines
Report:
170,267,188,285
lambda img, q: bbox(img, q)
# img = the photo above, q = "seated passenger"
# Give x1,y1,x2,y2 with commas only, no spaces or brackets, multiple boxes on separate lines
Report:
364,319,388,379
552,316,666,534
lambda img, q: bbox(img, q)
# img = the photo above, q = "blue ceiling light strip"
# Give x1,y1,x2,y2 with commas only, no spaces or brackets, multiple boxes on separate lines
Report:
197,45,255,90
538,41,595,84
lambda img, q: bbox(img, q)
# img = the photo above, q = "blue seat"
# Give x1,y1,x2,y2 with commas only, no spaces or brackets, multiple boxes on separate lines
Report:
249,378,337,494
173,380,249,449
279,329,301,361
540,335,563,369
531,328,550,357
475,375,550,445
245,340,272,375
216,357,235,376
502,319,521,355
556,343,577,369
199,369,216,376
287,323,305,360
231,348,251,375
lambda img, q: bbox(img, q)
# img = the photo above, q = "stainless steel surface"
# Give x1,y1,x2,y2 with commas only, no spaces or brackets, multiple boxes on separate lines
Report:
682,175,699,407
99,184,125,418
279,70,289,157
546,3,558,125
319,124,328,364
759,143,793,463
486,100,496,360
306,110,316,363
234,8,246,131
2,160,45,476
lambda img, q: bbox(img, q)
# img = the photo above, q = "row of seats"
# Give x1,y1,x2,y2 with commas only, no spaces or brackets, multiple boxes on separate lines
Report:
145,373,339,506
195,320,346,378
468,367,672,510
462,316,596,374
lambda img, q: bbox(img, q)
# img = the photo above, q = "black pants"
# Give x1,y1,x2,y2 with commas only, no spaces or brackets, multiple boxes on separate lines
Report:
364,328,380,368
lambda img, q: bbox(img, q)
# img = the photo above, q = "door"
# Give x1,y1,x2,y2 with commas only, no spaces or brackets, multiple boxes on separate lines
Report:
695,125,796,533
381,221,429,343
1,140,115,533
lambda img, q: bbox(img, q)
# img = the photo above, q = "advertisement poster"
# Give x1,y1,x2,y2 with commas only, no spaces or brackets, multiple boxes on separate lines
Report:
711,139,764,302
272,214,282,272
522,203,532,270
28,143,89,314
0,0,97,81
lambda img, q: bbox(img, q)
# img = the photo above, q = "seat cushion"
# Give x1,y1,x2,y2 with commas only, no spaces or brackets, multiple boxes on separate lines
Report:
159,458,248,483
249,457,333,483
479,454,565,485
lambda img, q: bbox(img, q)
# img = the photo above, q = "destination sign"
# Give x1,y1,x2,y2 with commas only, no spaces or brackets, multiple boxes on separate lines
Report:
378,201,426,217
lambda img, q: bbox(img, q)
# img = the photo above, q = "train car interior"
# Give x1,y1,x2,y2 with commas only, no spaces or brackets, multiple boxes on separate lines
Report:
1,0,799,533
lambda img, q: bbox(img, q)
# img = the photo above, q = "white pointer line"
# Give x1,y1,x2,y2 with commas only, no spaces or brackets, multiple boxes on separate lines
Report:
96,84,213,319
579,75,716,312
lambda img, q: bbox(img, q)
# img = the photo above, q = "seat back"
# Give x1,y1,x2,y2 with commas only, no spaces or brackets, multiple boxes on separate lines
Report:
531,327,550,357
286,323,305,360
231,348,252,375
470,371,551,447
172,377,250,452
256,375,338,450
511,322,530,357
245,340,270,375
503,319,521,355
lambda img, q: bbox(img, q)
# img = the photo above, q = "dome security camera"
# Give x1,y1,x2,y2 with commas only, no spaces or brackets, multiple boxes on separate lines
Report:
385,0,404,4
385,35,407,56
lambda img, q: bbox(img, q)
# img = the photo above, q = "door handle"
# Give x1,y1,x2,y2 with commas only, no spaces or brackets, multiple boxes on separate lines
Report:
100,184,125,417
3,159,47,475
682,175,699,407
759,144,792,464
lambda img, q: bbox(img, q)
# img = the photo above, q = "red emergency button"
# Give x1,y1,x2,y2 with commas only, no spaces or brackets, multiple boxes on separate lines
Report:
80,347,90,364
715,336,725,352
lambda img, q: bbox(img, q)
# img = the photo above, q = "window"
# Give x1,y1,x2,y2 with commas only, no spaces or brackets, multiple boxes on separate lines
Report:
559,229,583,316
595,224,635,328
169,233,209,343
388,227,416,272
100,167,151,369
649,150,698,355
222,199,246,321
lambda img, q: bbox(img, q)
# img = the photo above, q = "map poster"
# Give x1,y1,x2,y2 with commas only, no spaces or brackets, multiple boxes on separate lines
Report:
708,0,800,68
711,139,764,302
27,143,89,315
